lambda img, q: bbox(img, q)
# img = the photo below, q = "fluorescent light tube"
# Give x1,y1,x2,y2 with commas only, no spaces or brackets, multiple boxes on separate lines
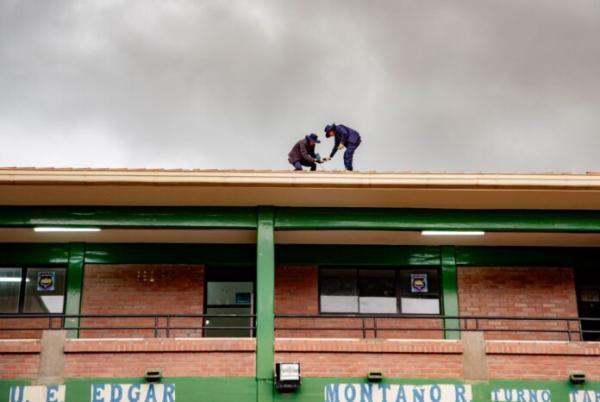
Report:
34,227,101,232
0,277,22,282
421,230,485,236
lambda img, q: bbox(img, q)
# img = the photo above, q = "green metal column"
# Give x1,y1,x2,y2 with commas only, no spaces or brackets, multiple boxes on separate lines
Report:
64,243,85,338
256,207,275,402
441,246,460,340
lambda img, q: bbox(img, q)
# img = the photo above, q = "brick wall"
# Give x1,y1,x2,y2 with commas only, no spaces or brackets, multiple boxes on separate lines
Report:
486,341,600,380
458,267,579,340
0,340,41,379
275,339,463,378
274,265,443,339
2,336,600,381
63,338,255,377
80,264,204,338
0,317,63,340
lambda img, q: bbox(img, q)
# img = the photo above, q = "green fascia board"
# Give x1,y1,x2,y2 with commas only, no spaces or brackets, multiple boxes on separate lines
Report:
0,206,257,229
276,245,441,266
3,206,600,232
275,207,600,232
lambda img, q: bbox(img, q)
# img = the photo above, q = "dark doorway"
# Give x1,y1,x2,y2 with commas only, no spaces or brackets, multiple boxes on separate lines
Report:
575,268,600,341
204,267,255,337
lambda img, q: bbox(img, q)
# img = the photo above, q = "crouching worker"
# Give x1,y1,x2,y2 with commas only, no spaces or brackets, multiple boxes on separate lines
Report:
288,133,323,171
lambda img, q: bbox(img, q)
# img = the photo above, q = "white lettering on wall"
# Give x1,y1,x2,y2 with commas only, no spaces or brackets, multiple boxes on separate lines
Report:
90,384,176,402
324,383,472,402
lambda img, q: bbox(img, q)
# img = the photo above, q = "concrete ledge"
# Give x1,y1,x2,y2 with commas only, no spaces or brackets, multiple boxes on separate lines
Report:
0,339,42,353
275,338,463,353
64,338,256,353
486,340,600,356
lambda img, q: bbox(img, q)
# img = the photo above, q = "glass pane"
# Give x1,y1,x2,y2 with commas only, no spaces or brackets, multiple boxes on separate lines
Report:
0,268,22,313
206,282,253,306
320,268,358,313
359,269,397,313
23,268,66,313
205,307,253,337
401,297,440,314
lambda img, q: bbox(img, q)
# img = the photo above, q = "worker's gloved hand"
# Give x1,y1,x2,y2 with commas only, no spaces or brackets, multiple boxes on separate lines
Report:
338,144,345,150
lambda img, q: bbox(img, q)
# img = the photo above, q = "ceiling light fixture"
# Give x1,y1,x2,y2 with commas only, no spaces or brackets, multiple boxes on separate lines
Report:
421,230,485,236
34,227,101,232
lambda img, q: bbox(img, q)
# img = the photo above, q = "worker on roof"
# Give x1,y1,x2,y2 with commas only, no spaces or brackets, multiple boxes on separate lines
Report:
322,123,362,171
288,133,324,171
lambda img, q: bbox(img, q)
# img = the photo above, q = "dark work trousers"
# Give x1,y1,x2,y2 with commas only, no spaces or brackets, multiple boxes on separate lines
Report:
343,139,361,171
291,160,317,171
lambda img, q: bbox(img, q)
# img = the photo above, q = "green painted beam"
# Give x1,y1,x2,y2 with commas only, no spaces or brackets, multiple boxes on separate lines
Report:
275,208,600,232
256,207,275,402
0,244,69,265
2,242,600,268
65,243,85,338
3,206,600,232
441,246,460,340
84,244,255,265
0,206,257,229
455,246,600,267
277,245,441,266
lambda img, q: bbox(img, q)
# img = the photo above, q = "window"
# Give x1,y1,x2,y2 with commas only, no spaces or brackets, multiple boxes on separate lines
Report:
0,267,66,314
204,267,255,338
319,267,440,314
0,268,21,313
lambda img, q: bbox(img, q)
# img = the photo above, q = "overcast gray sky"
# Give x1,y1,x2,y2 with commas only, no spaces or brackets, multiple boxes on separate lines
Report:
1,0,599,172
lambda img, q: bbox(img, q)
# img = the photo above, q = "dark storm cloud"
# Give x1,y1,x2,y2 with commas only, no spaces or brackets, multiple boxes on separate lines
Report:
1,0,599,171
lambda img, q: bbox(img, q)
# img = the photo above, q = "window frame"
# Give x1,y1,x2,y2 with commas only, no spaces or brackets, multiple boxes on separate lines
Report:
0,265,67,315
318,266,442,315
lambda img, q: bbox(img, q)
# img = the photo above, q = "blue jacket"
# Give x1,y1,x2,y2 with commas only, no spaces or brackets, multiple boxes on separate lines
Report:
330,124,361,158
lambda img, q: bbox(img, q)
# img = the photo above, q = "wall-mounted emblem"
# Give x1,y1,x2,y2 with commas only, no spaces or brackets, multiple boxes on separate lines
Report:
411,273,428,293
37,271,56,291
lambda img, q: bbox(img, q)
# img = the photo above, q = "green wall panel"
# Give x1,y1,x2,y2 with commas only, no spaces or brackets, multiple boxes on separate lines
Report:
1,378,599,402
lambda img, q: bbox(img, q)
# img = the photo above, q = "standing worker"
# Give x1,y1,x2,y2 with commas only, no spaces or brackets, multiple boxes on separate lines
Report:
288,133,324,171
322,123,362,171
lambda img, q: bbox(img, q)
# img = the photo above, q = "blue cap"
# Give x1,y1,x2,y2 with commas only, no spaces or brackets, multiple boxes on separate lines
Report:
306,133,320,143
324,123,336,133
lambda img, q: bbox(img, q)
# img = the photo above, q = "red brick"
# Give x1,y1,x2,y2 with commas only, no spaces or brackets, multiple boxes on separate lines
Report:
458,267,578,340
80,264,204,338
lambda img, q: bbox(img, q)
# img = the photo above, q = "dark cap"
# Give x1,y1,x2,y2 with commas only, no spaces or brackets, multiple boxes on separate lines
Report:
306,133,320,143
324,123,336,133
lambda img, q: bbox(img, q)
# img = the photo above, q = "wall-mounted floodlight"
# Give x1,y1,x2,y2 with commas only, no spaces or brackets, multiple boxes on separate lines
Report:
569,372,586,385
34,227,101,232
421,230,485,236
367,370,383,383
145,370,162,383
275,363,301,392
